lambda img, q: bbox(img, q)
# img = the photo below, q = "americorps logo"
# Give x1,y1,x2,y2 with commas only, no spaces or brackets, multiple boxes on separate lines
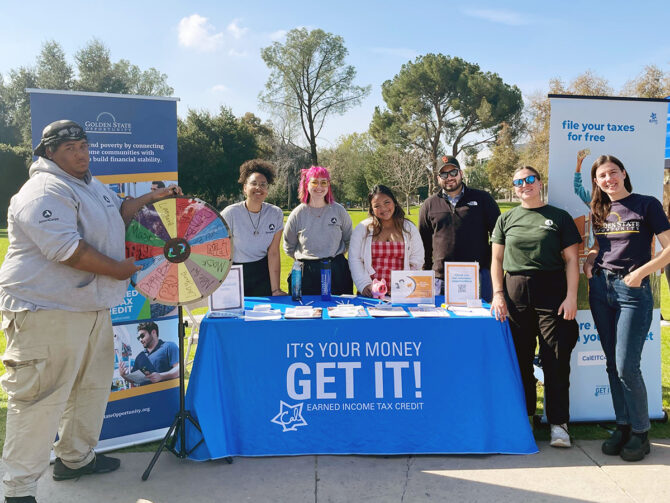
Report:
270,401,308,432
84,112,132,134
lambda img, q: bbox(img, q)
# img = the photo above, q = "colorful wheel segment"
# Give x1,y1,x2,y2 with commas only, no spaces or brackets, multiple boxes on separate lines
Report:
126,196,233,306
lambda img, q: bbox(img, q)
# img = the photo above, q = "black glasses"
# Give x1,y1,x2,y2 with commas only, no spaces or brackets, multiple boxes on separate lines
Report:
438,168,460,179
512,175,537,187
137,333,147,341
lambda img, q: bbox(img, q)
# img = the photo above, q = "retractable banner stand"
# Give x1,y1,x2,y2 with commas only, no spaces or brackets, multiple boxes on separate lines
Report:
28,89,182,449
547,95,670,422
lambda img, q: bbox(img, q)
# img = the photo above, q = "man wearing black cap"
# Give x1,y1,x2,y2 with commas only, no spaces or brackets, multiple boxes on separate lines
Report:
0,120,181,503
419,155,500,301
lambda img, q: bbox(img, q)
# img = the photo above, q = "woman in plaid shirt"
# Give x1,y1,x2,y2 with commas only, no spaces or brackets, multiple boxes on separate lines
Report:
349,185,424,297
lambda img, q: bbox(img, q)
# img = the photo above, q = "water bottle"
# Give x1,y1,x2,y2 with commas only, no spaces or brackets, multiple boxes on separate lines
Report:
291,261,303,301
321,259,332,301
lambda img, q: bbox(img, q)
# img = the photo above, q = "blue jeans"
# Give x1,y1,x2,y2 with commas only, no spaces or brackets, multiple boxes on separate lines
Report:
588,271,653,432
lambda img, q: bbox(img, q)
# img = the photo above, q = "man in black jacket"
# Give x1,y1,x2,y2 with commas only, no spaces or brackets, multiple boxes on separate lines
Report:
419,155,500,301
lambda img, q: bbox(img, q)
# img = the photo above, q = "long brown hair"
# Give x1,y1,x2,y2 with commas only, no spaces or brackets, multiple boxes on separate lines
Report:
590,155,633,227
367,185,405,236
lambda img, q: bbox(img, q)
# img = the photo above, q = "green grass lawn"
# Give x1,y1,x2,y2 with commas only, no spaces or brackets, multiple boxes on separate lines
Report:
1,200,669,452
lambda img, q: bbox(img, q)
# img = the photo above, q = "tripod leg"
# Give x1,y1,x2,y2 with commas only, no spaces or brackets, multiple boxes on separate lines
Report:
142,414,180,481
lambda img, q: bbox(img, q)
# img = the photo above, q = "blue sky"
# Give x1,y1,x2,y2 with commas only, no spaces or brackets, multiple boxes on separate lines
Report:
1,1,669,147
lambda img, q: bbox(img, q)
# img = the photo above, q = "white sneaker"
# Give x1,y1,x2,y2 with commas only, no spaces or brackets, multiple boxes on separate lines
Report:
550,424,571,448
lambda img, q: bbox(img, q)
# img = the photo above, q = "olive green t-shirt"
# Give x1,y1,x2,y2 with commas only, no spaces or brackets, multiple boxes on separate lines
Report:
491,205,582,272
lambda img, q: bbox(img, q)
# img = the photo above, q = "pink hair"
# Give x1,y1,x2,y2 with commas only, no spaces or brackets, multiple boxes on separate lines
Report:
298,166,335,204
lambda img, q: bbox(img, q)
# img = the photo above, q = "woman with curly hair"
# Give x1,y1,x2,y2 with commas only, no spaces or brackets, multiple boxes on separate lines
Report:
222,159,286,296
349,185,423,296
283,166,353,295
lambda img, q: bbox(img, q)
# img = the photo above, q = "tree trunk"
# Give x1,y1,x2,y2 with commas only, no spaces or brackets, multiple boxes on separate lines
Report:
406,194,411,214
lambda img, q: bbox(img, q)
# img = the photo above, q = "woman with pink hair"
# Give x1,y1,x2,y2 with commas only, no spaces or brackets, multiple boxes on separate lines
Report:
283,166,353,295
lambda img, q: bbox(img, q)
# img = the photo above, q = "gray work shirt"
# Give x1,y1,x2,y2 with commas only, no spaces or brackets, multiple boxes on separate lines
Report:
221,201,284,263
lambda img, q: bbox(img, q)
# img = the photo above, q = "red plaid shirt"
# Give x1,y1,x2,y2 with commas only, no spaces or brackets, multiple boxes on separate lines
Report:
371,241,405,288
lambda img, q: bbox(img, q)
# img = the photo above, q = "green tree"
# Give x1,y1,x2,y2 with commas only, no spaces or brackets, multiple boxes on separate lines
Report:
0,67,37,144
177,107,259,205
370,53,523,192
321,133,375,206
260,28,370,165
462,147,495,195
36,41,74,91
486,123,519,200
0,144,31,223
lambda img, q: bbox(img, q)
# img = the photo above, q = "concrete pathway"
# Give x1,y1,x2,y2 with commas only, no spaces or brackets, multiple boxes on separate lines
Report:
3,440,669,502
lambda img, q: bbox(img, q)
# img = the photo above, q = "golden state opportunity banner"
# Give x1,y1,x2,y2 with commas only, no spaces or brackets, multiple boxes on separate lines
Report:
547,94,669,422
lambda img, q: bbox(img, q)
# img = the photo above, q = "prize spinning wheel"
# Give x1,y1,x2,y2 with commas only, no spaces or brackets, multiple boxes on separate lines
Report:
125,196,233,306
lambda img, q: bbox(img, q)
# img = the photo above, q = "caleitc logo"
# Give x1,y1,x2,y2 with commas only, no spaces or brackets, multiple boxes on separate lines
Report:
578,351,606,366
271,401,308,432
42,210,52,218
84,112,132,134
649,112,658,125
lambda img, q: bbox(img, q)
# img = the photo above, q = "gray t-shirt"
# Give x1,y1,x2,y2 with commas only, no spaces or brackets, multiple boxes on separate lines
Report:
221,201,284,263
283,203,352,260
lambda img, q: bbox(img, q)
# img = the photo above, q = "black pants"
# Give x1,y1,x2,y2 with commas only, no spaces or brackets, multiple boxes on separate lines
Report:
287,254,353,296
504,270,578,424
236,256,271,297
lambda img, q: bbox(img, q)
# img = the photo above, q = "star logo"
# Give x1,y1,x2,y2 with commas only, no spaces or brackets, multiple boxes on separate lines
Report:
330,217,337,224
269,223,276,231
270,401,308,432
42,210,52,218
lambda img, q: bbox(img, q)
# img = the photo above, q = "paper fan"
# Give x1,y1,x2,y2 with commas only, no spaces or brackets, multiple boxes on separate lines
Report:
125,196,233,306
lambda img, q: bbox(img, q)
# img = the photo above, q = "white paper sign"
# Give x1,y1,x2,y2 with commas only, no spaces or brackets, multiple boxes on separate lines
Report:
209,265,244,313
444,262,479,305
390,270,435,304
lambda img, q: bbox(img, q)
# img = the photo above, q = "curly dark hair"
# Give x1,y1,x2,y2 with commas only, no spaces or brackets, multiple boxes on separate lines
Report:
238,159,277,185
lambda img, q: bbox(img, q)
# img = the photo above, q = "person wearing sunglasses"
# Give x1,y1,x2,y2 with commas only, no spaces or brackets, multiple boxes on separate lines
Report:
419,155,500,301
584,155,670,461
222,159,286,297
283,166,353,295
490,166,581,449
118,321,178,386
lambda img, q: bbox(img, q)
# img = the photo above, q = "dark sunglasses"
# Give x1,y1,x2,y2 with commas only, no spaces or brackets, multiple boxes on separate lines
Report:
137,333,147,341
438,168,460,179
512,175,537,187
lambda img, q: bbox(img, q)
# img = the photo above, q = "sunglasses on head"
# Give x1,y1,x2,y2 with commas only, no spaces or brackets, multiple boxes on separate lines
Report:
512,175,537,187
438,168,460,179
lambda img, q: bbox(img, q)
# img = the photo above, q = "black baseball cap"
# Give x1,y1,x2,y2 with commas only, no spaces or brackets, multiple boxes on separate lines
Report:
438,155,460,171
33,120,87,157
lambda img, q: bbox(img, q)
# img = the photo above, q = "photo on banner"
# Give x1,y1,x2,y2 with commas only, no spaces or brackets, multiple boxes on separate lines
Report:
547,94,669,422
28,88,181,449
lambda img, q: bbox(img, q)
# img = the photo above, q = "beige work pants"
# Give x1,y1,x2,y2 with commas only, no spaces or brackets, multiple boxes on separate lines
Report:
1,309,114,498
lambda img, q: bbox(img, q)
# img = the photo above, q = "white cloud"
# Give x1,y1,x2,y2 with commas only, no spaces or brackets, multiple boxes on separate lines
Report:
269,29,287,41
228,49,248,57
370,47,418,60
211,84,228,93
463,8,531,26
178,14,224,52
227,19,249,39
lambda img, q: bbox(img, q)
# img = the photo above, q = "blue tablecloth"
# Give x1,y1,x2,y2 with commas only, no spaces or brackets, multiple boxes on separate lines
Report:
184,296,537,458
